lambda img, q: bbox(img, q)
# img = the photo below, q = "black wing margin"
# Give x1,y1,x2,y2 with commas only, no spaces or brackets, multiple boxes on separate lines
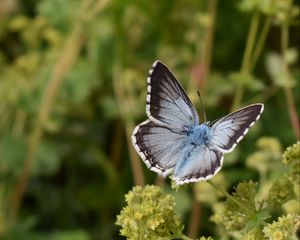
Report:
210,104,264,153
146,61,199,128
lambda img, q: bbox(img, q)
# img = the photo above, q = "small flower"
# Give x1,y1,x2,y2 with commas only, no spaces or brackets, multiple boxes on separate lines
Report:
116,185,184,239
244,228,265,240
283,141,300,185
199,237,214,240
246,137,282,174
221,181,258,230
265,175,296,208
283,141,300,165
210,202,225,224
263,214,299,240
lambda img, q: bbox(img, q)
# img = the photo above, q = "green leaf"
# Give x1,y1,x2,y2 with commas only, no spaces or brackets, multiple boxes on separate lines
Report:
62,59,99,103
243,208,270,232
222,181,258,231
0,133,26,176
32,141,62,176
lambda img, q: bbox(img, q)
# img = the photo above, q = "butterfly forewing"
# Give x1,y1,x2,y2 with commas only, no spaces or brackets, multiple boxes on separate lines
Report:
146,61,199,128
210,104,264,153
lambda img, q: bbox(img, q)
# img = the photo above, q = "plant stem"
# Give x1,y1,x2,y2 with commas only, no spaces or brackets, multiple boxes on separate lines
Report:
207,180,252,215
281,23,300,139
201,0,217,85
112,59,145,186
187,197,201,239
180,235,192,240
12,110,26,136
172,234,192,240
250,16,272,72
126,122,145,186
231,11,260,111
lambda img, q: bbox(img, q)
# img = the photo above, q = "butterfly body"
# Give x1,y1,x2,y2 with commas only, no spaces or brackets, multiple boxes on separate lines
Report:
186,124,213,146
132,60,264,185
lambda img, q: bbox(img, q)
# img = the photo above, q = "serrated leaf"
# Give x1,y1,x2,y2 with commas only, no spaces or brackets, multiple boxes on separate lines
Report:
243,208,271,233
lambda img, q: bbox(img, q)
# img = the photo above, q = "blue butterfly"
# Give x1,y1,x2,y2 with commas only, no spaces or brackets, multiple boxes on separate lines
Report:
132,61,264,185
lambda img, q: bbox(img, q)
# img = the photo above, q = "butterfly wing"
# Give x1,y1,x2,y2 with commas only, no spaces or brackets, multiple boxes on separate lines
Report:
146,61,199,128
173,144,223,185
132,120,187,176
132,61,199,174
210,104,264,153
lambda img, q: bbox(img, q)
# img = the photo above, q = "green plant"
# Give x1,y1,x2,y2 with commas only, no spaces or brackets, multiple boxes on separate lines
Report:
117,142,300,239
0,0,298,239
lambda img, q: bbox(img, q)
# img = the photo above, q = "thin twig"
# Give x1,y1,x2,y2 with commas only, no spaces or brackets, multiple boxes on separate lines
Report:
187,198,201,239
125,122,145,186
231,11,260,111
202,0,217,84
249,16,272,72
207,180,253,215
112,60,145,186
281,24,300,139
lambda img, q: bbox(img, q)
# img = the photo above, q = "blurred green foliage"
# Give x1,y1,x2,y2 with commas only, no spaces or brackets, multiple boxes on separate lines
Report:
0,0,299,239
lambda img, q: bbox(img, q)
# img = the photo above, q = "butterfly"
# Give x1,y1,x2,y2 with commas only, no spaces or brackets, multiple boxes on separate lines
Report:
132,61,264,185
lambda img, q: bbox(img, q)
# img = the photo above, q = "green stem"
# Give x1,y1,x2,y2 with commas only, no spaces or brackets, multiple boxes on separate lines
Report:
231,11,260,111
112,59,145,186
250,16,272,72
172,234,192,240
281,23,300,139
241,11,260,73
207,180,253,215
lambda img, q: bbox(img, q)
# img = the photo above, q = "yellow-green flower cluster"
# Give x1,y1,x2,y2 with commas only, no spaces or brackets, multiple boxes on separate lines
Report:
263,214,299,240
283,141,300,185
246,137,282,174
265,175,295,208
199,237,214,240
116,185,184,240
222,181,257,230
238,0,299,24
244,228,265,240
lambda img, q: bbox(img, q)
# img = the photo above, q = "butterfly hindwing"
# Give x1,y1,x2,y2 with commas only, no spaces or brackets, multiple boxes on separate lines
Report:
173,145,223,185
132,120,187,176
210,104,264,153
146,61,199,128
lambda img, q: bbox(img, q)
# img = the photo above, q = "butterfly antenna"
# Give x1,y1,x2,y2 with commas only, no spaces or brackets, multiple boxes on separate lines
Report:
197,89,207,123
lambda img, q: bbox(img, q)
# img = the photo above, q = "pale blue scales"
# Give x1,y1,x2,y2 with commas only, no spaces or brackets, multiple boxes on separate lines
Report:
186,124,213,146
132,60,264,185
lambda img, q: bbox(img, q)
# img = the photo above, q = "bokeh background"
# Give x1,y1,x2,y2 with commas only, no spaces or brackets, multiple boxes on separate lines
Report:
0,0,299,239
